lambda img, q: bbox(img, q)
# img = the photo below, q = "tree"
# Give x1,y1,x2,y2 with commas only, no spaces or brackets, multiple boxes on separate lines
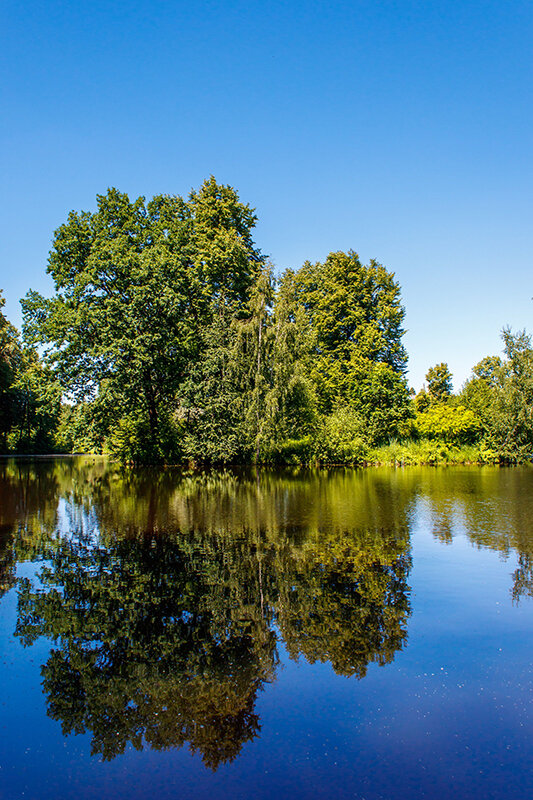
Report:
0,291,62,453
487,329,533,459
0,291,22,448
460,329,533,460
290,250,412,443
425,362,453,402
261,268,318,461
22,179,264,463
9,349,62,453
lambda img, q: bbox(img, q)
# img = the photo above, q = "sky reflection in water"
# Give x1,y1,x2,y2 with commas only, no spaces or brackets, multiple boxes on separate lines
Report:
0,459,532,799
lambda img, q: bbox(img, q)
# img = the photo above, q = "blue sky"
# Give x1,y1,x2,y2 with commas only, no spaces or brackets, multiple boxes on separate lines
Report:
1,0,531,389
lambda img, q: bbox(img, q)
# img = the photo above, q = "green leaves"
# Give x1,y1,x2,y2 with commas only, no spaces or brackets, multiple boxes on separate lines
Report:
287,250,411,444
425,362,453,401
22,179,264,462
416,404,482,444
460,329,533,461
17,182,418,463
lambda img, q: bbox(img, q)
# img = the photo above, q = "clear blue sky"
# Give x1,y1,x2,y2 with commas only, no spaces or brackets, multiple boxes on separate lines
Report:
1,0,531,390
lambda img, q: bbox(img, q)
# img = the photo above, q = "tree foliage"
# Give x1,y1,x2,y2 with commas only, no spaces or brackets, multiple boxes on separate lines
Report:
461,329,533,460
0,291,62,452
288,250,412,445
8,176,533,464
416,403,482,444
425,362,453,402
13,185,415,463
21,179,264,462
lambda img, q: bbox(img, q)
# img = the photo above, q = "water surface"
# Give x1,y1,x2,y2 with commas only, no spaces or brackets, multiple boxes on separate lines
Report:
0,459,532,799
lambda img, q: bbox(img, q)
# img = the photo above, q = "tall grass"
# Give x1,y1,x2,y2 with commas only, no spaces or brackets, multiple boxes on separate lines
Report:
368,439,499,466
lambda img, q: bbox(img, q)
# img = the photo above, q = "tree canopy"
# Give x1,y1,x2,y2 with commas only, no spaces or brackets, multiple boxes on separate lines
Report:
0,176,531,464
12,180,415,463
22,179,264,462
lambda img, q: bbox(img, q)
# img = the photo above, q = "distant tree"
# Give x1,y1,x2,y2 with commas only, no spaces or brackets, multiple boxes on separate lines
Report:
9,349,62,453
461,329,533,460
472,355,502,385
489,329,533,459
425,362,453,402
0,291,22,448
0,291,61,453
414,386,430,412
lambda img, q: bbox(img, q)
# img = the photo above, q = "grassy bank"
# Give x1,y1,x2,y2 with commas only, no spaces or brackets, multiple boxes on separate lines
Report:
366,440,500,467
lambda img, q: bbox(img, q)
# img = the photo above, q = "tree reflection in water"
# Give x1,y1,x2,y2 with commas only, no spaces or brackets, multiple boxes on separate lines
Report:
5,460,415,768
418,466,533,603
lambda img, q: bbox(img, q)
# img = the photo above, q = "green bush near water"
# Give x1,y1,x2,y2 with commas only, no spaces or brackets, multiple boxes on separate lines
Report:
368,440,499,467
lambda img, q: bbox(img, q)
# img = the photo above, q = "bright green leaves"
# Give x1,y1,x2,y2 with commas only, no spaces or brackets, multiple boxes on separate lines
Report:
416,404,482,444
188,176,263,313
461,329,533,460
18,180,417,463
293,251,407,375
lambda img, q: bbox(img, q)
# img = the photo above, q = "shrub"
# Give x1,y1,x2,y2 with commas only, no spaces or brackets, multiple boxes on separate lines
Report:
416,404,482,444
315,407,369,464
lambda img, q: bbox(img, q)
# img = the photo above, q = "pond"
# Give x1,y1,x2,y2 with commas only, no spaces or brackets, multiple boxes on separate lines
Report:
0,458,532,799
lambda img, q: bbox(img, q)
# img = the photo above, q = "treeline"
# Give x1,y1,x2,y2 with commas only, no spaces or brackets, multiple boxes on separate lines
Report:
1,176,532,464
395,329,533,464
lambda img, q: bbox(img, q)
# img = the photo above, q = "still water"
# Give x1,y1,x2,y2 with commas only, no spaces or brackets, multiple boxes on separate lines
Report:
0,458,532,799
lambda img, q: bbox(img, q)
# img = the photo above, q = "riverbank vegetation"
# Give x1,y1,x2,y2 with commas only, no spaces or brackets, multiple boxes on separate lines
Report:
1,178,532,465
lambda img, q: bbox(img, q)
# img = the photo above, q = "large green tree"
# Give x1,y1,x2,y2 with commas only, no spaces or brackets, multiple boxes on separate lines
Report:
289,250,412,444
22,179,264,462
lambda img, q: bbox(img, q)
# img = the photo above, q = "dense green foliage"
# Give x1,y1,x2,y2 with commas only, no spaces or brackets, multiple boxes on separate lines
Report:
1,177,532,464
0,291,62,452
373,329,533,465
21,179,264,463
460,329,533,460
9,178,412,463
425,362,453,401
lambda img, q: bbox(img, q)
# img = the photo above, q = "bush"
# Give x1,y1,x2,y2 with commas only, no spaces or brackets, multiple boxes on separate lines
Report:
315,407,369,464
262,436,314,464
416,403,482,444
370,439,499,466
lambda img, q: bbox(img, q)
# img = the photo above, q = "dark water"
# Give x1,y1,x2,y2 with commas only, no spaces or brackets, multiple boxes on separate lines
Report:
0,459,532,799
